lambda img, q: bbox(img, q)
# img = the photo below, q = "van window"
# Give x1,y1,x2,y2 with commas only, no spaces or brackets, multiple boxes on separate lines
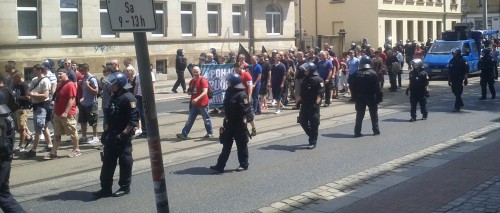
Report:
463,43,471,56
471,42,478,54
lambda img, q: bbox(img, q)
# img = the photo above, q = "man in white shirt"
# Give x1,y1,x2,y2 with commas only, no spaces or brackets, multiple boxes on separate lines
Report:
133,67,156,138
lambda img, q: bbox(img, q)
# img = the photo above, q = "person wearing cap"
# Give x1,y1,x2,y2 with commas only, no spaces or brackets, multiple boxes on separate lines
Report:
44,68,80,160
0,75,26,212
42,60,57,97
210,72,253,173
93,71,138,199
478,48,497,100
25,64,54,158
299,62,324,149
352,57,382,137
176,66,214,140
11,71,33,152
172,49,188,93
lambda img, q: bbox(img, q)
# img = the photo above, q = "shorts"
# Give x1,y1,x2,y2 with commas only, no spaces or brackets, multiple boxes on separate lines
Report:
294,79,303,97
259,79,268,96
271,86,282,100
340,75,349,87
52,114,78,137
33,106,48,132
332,76,339,90
13,109,28,130
78,102,99,126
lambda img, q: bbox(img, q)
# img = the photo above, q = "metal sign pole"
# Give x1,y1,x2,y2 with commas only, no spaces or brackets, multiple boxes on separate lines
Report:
133,32,169,213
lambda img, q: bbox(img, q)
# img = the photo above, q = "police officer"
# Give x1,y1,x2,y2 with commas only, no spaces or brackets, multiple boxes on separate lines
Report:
406,59,429,122
299,62,325,149
448,49,469,112
0,77,26,213
478,48,497,100
210,73,253,173
353,57,382,137
93,72,139,199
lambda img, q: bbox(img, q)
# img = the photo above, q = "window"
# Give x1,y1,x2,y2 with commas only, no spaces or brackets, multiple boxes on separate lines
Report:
181,3,195,36
207,4,220,36
60,0,80,38
17,0,39,39
232,5,243,35
152,3,165,36
100,1,116,37
265,4,281,35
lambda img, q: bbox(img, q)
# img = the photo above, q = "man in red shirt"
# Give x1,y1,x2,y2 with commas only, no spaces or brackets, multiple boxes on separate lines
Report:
177,66,214,140
44,68,80,160
234,62,257,136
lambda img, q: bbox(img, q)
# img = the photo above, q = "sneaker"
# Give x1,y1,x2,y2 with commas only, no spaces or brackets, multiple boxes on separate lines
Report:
409,118,417,122
40,146,52,153
271,100,276,106
43,153,58,160
236,166,248,172
274,109,281,114
209,165,224,174
24,150,36,158
88,137,100,144
204,133,215,138
251,128,257,137
39,134,45,142
79,137,88,144
14,147,24,153
68,149,81,158
307,144,316,150
176,133,188,140
171,89,178,93
134,129,142,136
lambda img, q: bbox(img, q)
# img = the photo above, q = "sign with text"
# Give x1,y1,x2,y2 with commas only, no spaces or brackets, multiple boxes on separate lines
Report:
200,64,235,109
106,0,156,31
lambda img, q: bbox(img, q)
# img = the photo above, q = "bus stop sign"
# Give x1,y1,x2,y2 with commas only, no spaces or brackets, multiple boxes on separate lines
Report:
106,0,156,32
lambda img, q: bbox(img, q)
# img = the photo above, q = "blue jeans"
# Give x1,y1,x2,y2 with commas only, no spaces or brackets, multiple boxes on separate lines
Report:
181,105,213,137
253,85,261,113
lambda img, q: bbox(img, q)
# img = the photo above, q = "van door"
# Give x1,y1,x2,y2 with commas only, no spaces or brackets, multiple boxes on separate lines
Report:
462,42,479,73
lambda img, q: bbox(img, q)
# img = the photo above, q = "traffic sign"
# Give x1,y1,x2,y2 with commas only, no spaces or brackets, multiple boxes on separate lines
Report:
106,0,156,32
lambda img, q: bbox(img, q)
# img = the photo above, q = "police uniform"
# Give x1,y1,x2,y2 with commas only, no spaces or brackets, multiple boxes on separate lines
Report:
299,63,325,149
0,89,25,212
94,72,138,198
407,68,429,121
211,79,253,173
448,52,469,111
353,64,382,137
478,50,497,99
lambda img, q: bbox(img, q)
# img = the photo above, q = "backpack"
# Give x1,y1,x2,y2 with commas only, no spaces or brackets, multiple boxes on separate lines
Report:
89,76,101,98
391,61,401,75
0,115,15,161
198,78,213,99
1,88,20,112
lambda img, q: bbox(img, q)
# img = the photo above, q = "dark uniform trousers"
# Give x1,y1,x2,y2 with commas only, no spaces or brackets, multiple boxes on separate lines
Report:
100,143,133,192
299,104,320,145
173,70,186,92
451,81,464,109
480,78,496,98
354,100,379,135
324,82,332,105
410,92,428,119
0,161,25,213
216,122,249,169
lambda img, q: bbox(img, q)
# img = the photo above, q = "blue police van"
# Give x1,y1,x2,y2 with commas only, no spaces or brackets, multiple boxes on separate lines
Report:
423,24,499,78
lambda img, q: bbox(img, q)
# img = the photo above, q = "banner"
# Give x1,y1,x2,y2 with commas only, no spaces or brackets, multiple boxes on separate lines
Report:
200,64,235,108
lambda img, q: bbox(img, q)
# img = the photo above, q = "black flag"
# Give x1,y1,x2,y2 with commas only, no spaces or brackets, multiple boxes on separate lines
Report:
238,43,251,64
261,46,268,54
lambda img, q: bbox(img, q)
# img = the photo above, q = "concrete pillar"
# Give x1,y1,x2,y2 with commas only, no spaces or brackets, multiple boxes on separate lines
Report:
0,1,18,44
40,0,61,42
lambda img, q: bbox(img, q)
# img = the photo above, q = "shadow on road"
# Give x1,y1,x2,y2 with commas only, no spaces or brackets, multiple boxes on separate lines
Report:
383,118,410,123
258,144,309,152
321,133,354,138
38,190,95,202
171,167,236,175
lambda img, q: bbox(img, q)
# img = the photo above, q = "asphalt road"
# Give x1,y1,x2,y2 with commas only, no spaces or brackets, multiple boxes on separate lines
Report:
18,79,500,213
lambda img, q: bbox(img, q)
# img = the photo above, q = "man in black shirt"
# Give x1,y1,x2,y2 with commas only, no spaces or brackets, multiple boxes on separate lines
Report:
12,72,33,152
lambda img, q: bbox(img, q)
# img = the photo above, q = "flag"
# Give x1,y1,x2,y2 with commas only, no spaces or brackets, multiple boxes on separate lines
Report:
261,46,268,54
238,43,251,64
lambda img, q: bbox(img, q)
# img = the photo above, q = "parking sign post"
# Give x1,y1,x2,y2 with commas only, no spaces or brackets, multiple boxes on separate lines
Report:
107,1,169,212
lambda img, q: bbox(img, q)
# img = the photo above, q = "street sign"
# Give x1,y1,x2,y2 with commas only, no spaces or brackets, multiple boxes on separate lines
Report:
106,0,156,32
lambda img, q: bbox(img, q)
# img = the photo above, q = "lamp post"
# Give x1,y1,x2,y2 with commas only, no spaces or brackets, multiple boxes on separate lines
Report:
338,29,346,53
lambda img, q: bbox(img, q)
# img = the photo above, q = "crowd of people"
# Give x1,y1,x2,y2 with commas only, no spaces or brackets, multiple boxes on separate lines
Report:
2,58,156,160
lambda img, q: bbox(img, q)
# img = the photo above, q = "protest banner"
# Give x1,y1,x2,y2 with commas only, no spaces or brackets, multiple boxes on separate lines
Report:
200,64,235,108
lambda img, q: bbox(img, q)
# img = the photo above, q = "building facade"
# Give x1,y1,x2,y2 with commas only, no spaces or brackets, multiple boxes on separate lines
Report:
0,0,295,78
296,0,462,52
461,0,500,32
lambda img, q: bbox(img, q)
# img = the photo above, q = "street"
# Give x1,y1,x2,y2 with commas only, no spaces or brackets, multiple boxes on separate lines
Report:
10,76,500,213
